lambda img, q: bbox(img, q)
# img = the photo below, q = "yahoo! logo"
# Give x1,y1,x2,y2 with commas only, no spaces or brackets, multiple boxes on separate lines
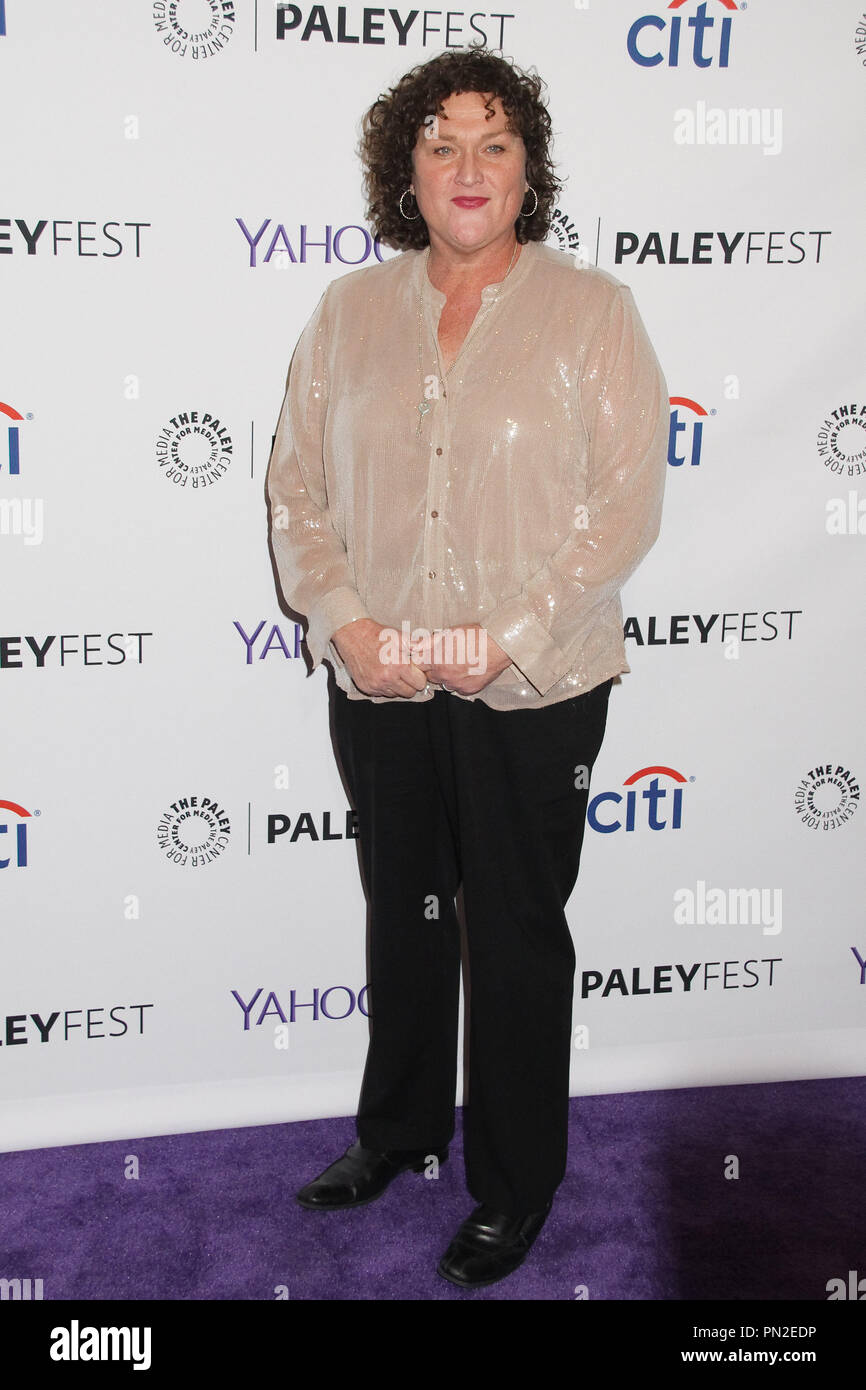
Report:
237,219,392,269
0,800,34,869
231,986,369,1028
628,0,738,69
669,396,709,467
234,620,302,662
588,766,690,834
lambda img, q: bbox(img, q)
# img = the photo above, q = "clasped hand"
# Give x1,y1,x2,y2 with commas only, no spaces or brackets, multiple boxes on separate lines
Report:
411,622,511,695
331,618,511,699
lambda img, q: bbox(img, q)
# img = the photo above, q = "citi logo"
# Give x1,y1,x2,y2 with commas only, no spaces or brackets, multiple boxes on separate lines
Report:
628,0,738,69
669,396,708,467
0,800,33,869
1,400,25,474
588,766,690,834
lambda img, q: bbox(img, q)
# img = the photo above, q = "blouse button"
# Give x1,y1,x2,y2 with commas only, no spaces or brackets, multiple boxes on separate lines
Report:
431,510,439,518
435,447,443,455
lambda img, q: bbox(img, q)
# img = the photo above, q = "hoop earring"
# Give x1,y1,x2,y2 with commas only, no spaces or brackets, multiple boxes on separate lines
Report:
519,186,538,219
399,189,421,220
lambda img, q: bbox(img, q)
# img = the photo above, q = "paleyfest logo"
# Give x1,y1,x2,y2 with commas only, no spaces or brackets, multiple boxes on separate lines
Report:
152,1,236,60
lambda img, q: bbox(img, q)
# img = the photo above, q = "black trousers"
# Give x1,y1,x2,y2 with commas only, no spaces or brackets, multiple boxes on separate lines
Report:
332,677,613,1216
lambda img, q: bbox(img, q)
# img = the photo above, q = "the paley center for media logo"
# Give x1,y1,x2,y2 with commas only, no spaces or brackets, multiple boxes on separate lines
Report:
153,0,236,60
157,795,231,866
156,409,233,488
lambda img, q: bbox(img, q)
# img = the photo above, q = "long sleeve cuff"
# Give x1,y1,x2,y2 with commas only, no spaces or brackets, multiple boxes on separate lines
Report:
305,587,373,672
482,602,569,697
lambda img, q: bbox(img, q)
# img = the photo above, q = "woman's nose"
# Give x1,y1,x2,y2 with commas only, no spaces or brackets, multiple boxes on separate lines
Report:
454,151,483,182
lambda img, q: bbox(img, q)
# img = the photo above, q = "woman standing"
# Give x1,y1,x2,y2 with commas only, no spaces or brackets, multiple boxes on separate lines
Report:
266,45,668,1290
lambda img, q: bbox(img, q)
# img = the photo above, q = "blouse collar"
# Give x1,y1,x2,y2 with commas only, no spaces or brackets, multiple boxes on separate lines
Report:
416,236,538,310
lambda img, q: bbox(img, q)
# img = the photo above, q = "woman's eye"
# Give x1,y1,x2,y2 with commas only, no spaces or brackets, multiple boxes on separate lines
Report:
431,144,506,154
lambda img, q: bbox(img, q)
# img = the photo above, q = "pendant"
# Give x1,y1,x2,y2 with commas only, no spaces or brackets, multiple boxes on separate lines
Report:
416,399,431,436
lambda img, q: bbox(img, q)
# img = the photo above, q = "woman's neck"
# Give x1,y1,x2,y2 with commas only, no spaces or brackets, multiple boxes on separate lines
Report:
426,236,521,298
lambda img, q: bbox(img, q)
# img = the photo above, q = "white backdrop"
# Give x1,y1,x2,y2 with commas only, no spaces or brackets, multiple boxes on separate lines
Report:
1,0,864,1152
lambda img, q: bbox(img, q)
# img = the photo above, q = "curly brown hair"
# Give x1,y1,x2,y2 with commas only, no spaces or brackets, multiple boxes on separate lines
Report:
358,46,563,251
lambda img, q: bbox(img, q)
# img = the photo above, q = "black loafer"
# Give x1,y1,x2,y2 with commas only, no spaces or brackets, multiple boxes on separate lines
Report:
296,1140,449,1210
437,1200,553,1288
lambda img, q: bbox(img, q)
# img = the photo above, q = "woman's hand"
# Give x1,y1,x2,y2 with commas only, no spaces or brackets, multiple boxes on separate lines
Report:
412,624,512,695
332,618,429,698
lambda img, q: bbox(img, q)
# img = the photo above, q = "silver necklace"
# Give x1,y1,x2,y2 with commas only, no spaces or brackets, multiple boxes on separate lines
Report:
416,240,519,436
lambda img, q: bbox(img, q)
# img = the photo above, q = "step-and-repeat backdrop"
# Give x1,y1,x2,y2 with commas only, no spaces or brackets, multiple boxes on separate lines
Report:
2,1,864,1151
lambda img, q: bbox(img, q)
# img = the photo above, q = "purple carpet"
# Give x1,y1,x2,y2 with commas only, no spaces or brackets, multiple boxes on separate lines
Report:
1,1076,862,1300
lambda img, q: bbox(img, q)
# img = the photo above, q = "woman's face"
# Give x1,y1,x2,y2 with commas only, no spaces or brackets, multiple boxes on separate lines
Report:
410,90,528,256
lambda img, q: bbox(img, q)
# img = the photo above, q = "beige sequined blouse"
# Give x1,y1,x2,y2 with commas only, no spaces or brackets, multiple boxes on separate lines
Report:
266,238,668,710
